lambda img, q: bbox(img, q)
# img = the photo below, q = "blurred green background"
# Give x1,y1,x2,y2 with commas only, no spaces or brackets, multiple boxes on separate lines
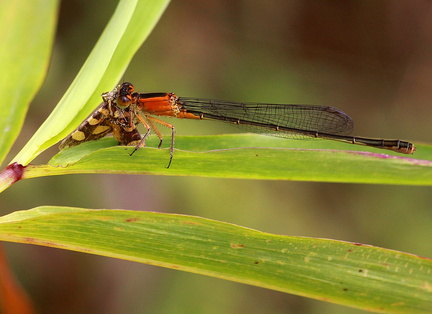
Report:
2,1,432,313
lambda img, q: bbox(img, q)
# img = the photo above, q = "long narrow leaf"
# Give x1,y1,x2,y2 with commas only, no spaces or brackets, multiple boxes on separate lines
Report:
0,206,430,312
18,135,432,185
11,0,170,166
0,0,58,165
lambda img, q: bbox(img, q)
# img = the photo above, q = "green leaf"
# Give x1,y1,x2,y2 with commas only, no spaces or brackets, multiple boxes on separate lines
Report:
20,134,432,185
0,0,58,165
0,206,430,312
11,0,170,166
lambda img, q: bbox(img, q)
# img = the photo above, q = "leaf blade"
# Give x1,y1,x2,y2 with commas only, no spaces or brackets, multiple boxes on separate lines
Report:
20,134,432,185
0,0,58,165
0,206,431,312
11,0,171,166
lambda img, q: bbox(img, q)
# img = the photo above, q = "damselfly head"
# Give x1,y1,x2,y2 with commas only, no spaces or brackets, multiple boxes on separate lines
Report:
116,82,137,109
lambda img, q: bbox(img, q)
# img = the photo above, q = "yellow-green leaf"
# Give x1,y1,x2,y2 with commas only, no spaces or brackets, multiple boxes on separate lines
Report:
0,206,430,312
0,0,58,165
11,0,170,166
21,134,432,185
